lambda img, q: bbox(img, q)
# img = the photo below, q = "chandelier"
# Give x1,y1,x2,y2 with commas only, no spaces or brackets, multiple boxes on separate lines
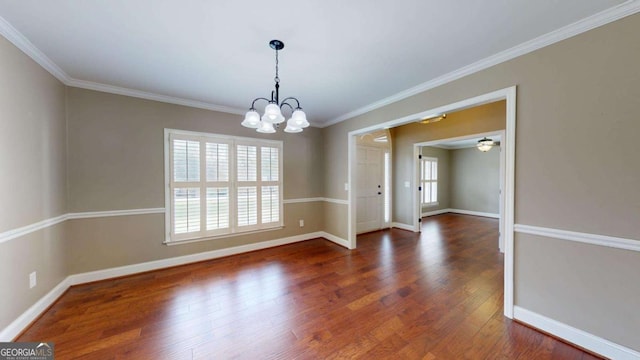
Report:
241,40,309,133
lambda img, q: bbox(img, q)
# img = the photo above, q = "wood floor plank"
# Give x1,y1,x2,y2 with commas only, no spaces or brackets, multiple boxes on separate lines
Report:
17,214,602,359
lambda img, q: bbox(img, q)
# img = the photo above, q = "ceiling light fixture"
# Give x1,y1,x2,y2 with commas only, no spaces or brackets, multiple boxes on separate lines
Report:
242,40,309,134
419,113,446,124
476,137,495,152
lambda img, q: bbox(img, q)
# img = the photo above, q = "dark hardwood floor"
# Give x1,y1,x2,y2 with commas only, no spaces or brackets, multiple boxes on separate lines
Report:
18,214,601,359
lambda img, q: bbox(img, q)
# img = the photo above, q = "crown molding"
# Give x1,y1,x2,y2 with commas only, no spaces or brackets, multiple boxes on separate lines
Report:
66,79,325,126
66,78,246,115
0,14,246,116
3,1,640,128
69,78,327,126
0,15,69,83
321,0,640,127
0,14,326,124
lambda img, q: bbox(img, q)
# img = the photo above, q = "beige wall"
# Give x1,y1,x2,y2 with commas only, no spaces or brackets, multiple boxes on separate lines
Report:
0,36,68,330
515,233,640,349
390,101,506,225
420,144,501,215
2,10,640,354
450,146,500,214
0,39,67,230
420,146,451,212
66,88,324,211
323,13,640,351
1,73,326,333
66,202,324,274
65,88,325,272
323,202,348,240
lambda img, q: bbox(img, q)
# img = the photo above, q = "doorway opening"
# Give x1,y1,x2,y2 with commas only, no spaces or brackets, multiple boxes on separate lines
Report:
356,130,392,234
347,86,516,318
414,130,506,252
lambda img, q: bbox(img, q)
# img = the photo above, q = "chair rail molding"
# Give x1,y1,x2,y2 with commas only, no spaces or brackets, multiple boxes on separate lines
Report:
515,224,640,252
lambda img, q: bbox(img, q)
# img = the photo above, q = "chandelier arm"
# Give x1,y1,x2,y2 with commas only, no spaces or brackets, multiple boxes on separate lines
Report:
280,102,294,114
250,97,271,109
280,97,302,109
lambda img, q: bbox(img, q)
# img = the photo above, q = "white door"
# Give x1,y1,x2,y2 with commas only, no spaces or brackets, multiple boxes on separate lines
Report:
356,145,384,234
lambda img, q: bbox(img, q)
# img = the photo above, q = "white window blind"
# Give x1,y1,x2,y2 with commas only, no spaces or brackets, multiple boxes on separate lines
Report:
166,130,282,243
421,157,438,206
260,146,280,224
173,139,200,182
237,186,258,227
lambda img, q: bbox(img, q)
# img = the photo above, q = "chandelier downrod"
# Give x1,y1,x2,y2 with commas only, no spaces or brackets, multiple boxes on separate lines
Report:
241,39,309,134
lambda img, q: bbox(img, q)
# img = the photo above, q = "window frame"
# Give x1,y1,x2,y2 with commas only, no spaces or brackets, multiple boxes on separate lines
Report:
420,157,439,207
164,128,283,244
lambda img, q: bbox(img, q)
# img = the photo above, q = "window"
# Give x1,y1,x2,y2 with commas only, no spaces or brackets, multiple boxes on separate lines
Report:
420,157,438,206
165,129,282,243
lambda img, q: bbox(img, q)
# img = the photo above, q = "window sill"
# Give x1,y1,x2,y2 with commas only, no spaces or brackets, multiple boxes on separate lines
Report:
164,226,284,246
422,202,440,207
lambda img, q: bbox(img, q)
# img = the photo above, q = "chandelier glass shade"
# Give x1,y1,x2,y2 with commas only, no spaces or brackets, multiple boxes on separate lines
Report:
242,40,309,133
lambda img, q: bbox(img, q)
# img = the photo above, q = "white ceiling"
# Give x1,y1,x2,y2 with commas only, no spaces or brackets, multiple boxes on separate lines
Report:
0,0,634,126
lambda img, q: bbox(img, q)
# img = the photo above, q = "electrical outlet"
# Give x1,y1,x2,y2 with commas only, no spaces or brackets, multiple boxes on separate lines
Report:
29,271,37,289
344,182,349,191
299,219,304,227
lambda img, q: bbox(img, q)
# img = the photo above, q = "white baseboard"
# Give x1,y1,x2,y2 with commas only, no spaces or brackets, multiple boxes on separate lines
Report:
5,234,639,360
68,232,324,285
0,277,71,341
320,231,350,248
0,231,328,341
392,222,417,232
448,208,500,219
421,208,450,217
420,208,500,219
514,306,640,360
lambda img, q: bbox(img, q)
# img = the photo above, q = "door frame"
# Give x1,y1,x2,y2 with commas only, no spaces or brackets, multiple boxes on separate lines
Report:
347,86,516,318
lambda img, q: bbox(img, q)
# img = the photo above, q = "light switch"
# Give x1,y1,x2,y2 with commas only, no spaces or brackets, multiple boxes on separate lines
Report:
29,271,37,289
